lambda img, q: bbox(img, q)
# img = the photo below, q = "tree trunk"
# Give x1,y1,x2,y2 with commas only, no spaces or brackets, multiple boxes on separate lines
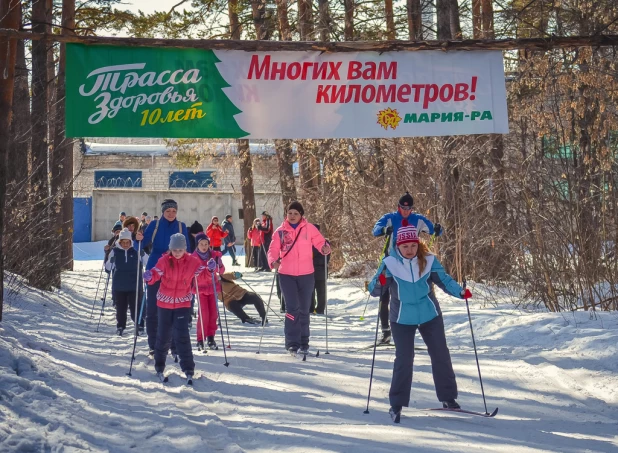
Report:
251,0,271,40
407,0,422,40
436,0,451,40
274,139,297,208
238,140,256,265
298,0,314,40
472,0,482,38
344,0,355,40
0,0,20,320
275,0,292,40
450,0,462,39
317,0,331,42
385,0,396,40
481,0,494,38
228,0,241,39
53,0,76,271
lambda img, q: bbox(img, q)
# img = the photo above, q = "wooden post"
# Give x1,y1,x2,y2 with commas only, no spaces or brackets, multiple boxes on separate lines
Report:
0,0,21,321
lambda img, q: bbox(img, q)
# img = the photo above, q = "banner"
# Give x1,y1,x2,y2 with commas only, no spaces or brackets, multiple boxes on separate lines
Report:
66,44,509,139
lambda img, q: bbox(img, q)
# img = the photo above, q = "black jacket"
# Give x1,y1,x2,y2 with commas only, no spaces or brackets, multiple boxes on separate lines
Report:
222,220,236,244
313,246,330,281
106,246,144,292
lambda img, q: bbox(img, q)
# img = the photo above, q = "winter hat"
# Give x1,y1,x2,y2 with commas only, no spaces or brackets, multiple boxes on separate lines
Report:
262,211,270,216
169,233,187,250
118,228,133,242
189,220,204,235
142,211,148,216
396,225,419,246
195,232,210,245
398,192,414,208
161,198,178,212
225,214,233,220
119,211,126,217
123,216,140,231
287,201,304,216
145,215,152,222
211,216,219,222
112,223,123,233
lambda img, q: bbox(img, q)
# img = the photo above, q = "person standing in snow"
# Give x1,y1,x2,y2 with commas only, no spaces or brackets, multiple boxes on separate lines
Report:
135,199,189,356
267,201,331,355
248,218,264,271
372,192,442,344
218,272,267,325
206,216,228,252
310,224,330,315
368,225,471,423
105,228,146,336
143,233,208,382
104,224,122,265
258,211,274,271
192,233,224,350
122,216,140,241
221,215,239,266
188,220,204,253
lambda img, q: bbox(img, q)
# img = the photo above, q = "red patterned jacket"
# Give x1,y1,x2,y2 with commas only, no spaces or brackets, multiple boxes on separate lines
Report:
149,252,206,309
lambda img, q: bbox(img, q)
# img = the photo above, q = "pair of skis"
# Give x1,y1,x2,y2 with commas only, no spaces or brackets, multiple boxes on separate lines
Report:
157,371,193,386
289,349,320,362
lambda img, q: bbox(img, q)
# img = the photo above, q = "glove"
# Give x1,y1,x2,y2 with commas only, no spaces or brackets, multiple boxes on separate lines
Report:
434,223,442,236
383,226,393,236
143,270,152,282
379,273,387,285
207,258,217,272
234,271,242,279
461,288,472,299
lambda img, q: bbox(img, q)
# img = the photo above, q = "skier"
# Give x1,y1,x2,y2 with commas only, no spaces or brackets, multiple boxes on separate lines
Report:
368,225,471,423
113,211,126,230
192,232,225,350
206,216,228,252
310,224,330,315
135,199,190,356
372,192,442,344
143,233,209,384
258,211,274,271
104,223,122,264
122,216,140,240
219,272,267,325
105,228,145,336
248,218,264,271
267,201,331,356
221,215,239,266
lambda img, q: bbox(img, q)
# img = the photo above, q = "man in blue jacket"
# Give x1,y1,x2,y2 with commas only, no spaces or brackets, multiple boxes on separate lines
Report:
222,215,239,266
371,192,442,344
136,199,190,355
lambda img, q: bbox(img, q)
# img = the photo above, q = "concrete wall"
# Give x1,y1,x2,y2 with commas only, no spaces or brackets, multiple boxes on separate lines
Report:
92,189,284,241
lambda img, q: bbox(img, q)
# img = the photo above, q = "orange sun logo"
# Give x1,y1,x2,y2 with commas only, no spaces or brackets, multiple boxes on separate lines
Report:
377,107,402,130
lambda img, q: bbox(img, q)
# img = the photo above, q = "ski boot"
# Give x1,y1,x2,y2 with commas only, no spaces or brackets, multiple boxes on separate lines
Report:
442,400,461,409
389,406,402,423
243,317,261,325
156,371,168,383
185,373,194,386
261,317,268,326
207,336,218,350
197,340,205,351
287,347,298,358
116,327,124,336
379,329,391,345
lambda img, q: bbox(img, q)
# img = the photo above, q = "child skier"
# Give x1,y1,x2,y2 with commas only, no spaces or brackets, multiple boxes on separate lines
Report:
247,218,264,271
372,192,442,344
143,233,210,384
368,225,472,423
206,216,228,251
192,232,225,350
105,228,145,336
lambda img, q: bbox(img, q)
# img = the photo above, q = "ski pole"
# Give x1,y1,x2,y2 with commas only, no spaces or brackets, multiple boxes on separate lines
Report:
463,278,490,415
364,277,386,414
211,271,230,366
95,271,111,332
194,276,208,354
238,277,283,321
218,263,232,349
127,241,142,376
137,283,147,325
324,254,330,355
256,269,278,354
91,262,105,318
362,232,391,320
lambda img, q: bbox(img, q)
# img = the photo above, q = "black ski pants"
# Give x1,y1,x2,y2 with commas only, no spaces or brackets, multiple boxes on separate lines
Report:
380,287,390,331
252,246,261,268
310,278,327,314
389,316,458,407
279,273,314,351
154,306,194,375
259,244,269,271
276,273,286,312
227,293,267,322
114,289,144,329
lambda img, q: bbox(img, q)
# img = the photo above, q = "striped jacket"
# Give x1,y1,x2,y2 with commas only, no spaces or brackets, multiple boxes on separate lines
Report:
148,252,206,309
368,250,463,326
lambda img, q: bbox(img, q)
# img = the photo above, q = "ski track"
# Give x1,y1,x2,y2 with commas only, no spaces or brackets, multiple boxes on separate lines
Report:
0,243,616,452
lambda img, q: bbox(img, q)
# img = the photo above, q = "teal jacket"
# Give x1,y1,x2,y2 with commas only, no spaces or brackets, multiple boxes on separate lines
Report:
368,250,463,326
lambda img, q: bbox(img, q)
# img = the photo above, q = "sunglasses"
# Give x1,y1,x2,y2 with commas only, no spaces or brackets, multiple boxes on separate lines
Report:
398,205,413,211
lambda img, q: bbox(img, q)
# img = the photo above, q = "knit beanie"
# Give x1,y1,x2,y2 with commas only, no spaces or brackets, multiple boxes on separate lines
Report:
112,223,122,232
195,232,209,245
398,192,414,208
189,220,204,234
225,214,232,220
396,225,419,246
118,228,133,242
211,216,219,222
169,233,187,250
287,201,304,216
161,199,178,213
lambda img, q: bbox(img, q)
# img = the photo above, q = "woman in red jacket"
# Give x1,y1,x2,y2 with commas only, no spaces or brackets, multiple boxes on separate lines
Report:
144,233,210,384
206,216,228,251
247,218,264,271
192,232,225,350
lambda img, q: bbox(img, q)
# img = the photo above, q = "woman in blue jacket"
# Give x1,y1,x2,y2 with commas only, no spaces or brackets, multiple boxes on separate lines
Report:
369,225,472,423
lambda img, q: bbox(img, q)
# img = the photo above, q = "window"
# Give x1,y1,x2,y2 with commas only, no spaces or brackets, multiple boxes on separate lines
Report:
169,171,216,189
94,170,142,188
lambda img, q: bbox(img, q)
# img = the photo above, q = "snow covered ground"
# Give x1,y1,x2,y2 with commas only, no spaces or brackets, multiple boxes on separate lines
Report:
1,243,617,452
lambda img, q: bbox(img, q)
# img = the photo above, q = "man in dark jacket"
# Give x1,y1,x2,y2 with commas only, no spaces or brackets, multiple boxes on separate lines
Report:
310,224,330,314
222,215,239,266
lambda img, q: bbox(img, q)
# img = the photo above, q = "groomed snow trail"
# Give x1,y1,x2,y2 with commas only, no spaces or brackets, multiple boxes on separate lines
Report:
0,242,617,452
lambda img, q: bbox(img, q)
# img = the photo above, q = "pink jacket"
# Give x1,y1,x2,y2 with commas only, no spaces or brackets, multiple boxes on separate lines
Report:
247,227,264,247
192,250,225,296
149,252,206,309
267,218,329,276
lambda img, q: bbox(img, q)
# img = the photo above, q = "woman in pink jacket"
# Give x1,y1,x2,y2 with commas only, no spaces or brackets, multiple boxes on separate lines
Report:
267,201,331,355
192,232,225,351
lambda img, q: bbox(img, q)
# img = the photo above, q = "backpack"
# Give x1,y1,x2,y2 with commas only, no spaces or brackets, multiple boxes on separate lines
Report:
151,218,184,244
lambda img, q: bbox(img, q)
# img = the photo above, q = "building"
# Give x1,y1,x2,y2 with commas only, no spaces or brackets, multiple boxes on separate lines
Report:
73,139,284,242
